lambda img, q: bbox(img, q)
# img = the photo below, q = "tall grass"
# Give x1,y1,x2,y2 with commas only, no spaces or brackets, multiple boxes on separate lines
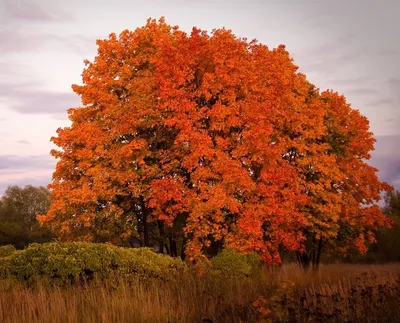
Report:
0,263,399,322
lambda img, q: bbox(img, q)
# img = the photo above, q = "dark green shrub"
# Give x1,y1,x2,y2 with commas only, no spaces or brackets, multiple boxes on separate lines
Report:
0,245,16,258
209,249,261,277
0,242,187,285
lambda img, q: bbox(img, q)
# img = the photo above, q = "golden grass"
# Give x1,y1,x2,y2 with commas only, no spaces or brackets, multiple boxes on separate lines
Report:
0,263,399,323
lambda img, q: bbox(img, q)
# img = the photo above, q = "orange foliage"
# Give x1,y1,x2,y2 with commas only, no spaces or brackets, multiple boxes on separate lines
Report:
39,18,391,262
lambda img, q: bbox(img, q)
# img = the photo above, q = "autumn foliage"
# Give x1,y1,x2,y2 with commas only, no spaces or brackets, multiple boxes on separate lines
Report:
38,18,391,264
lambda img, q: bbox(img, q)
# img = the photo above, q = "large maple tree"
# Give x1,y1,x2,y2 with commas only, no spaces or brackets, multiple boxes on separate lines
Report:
39,18,391,263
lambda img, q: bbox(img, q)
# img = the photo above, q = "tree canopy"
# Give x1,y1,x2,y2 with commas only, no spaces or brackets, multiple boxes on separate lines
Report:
38,18,392,263
0,185,52,249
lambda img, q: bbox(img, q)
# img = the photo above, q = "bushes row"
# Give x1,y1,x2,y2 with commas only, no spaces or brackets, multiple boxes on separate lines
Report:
0,242,187,285
0,242,262,286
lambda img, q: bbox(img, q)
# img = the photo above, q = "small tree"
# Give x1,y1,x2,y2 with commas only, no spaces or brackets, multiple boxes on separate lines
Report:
0,185,53,249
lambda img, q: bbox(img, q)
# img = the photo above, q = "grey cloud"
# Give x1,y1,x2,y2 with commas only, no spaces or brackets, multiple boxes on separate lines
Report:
370,135,400,190
303,0,399,45
15,140,30,144
294,40,362,76
292,0,399,95
0,0,91,57
0,155,55,195
60,34,96,57
4,0,74,23
0,59,81,117
387,78,400,105
0,77,80,116
380,49,400,56
324,77,369,86
367,98,395,107
345,88,381,96
0,30,57,54
388,78,400,86
0,154,55,170
8,89,81,116
0,62,33,82
0,29,94,55
0,176,51,196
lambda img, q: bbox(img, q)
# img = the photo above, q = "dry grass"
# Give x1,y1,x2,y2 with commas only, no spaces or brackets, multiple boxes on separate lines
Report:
0,263,399,323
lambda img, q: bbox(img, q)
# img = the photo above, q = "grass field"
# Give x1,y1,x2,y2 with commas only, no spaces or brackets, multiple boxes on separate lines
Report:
0,263,399,323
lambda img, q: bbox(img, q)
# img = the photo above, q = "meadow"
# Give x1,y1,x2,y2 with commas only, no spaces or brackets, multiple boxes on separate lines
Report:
0,261,399,323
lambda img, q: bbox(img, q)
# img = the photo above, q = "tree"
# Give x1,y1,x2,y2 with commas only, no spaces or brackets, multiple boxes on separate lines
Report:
0,185,53,249
368,190,400,262
39,18,390,264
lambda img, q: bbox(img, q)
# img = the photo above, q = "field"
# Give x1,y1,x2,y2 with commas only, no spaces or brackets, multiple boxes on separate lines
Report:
0,263,399,323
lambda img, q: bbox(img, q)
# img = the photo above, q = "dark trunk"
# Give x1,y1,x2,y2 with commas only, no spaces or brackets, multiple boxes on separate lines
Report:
296,250,311,270
169,237,178,257
311,250,316,267
314,239,323,270
207,239,223,258
164,242,170,256
180,237,186,261
157,221,165,254
143,212,149,247
296,234,324,271
136,213,143,247
140,198,150,247
311,235,317,268
128,236,135,248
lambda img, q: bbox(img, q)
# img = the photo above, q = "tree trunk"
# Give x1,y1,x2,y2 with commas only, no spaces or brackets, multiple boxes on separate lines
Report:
164,243,170,256
136,213,143,247
296,250,310,270
207,239,222,258
140,198,150,247
169,237,177,257
128,236,135,248
143,212,149,247
157,221,165,254
180,237,186,261
314,239,323,271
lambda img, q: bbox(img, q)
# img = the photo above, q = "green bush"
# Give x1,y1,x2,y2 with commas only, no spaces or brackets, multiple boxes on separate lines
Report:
0,245,16,258
0,242,187,285
209,249,261,277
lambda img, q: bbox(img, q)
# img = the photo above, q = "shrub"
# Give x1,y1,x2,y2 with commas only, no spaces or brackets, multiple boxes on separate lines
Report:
0,245,16,258
209,249,261,277
0,242,187,285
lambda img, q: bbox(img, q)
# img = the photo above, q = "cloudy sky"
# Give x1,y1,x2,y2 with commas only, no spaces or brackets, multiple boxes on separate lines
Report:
0,0,399,195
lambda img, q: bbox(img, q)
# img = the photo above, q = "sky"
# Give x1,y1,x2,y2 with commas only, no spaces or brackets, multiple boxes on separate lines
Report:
0,0,399,195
